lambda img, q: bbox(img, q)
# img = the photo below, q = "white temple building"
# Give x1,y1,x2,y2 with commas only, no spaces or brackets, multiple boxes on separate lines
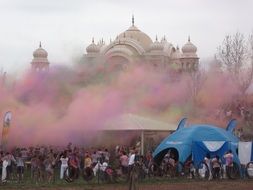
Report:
84,16,199,72
30,16,199,72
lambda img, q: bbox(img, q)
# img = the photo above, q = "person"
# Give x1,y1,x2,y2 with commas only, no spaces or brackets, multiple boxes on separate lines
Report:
163,151,170,164
68,152,79,179
128,147,138,190
93,156,108,181
211,155,221,179
38,155,46,182
120,151,129,175
16,152,25,183
1,156,8,183
83,152,93,181
128,148,136,173
5,152,16,180
145,151,152,167
100,159,109,181
168,152,177,178
91,151,98,167
60,152,69,179
44,155,54,183
224,150,234,178
0,151,3,175
204,153,212,180
189,161,195,179
31,155,39,183
104,148,110,162
84,152,92,169
185,158,195,179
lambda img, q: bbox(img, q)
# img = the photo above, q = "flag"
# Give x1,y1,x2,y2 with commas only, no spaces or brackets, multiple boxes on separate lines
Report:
1,111,12,150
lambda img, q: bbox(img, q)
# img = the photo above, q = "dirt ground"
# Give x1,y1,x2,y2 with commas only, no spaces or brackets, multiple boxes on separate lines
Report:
4,180,252,190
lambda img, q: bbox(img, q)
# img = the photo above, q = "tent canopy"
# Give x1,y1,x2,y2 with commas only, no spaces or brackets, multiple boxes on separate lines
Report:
104,113,177,131
153,118,240,165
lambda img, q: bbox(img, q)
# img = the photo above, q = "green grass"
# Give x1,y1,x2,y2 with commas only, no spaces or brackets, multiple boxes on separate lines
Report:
1,168,253,190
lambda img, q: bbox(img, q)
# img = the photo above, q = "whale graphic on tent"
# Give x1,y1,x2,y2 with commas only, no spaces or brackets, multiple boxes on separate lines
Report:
153,118,240,168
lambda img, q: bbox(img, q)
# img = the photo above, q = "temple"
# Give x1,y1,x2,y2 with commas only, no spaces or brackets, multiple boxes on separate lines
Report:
83,16,199,72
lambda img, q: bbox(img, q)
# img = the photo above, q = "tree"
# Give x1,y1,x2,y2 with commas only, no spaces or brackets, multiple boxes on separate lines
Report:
217,32,253,95
187,69,206,106
0,68,7,87
250,32,253,72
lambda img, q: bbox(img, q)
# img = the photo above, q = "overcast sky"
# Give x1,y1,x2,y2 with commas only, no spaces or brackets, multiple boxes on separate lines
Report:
0,0,252,75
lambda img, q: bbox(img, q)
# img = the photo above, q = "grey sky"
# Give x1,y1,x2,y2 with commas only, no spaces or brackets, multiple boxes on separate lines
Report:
0,0,252,75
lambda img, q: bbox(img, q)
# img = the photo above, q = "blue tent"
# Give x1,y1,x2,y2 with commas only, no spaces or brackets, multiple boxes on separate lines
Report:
153,118,240,167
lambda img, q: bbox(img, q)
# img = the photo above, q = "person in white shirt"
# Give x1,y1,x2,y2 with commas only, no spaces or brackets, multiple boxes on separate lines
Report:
128,149,136,167
1,156,8,183
60,152,69,179
128,148,139,190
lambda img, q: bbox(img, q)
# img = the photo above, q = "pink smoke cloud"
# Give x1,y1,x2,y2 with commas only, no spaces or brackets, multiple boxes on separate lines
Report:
0,62,247,147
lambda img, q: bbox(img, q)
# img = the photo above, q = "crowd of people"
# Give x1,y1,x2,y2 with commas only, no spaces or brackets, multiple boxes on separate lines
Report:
1,141,252,188
0,143,153,185
160,149,241,180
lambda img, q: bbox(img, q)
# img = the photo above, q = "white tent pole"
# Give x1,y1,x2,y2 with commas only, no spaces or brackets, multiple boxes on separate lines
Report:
141,130,144,155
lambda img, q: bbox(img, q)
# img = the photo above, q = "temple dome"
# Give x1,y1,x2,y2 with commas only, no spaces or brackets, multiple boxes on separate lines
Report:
33,42,48,58
149,36,164,52
117,17,153,51
171,47,182,59
86,38,100,53
31,42,50,71
182,37,197,54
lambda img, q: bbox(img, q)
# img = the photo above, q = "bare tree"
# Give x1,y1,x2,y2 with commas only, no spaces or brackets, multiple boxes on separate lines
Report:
250,32,253,73
187,69,206,105
217,32,253,95
0,68,6,87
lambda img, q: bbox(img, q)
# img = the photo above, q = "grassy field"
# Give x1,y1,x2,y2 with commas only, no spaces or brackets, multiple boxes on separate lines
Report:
1,167,253,190
1,177,253,190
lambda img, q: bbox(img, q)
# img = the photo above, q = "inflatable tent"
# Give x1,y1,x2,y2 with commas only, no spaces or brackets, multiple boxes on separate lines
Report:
153,118,240,167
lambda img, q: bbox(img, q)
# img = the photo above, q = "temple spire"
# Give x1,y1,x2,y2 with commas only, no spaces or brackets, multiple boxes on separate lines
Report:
132,14,134,26
92,37,94,43
39,41,42,48
188,35,191,42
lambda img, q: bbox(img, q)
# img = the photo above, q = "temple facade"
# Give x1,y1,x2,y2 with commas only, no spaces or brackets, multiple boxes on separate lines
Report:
84,16,199,72
30,17,199,72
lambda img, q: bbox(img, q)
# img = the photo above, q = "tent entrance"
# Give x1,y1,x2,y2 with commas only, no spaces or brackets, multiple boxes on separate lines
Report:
155,147,179,164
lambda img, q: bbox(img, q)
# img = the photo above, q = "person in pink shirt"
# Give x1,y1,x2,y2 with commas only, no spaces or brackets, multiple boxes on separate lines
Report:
120,151,129,175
